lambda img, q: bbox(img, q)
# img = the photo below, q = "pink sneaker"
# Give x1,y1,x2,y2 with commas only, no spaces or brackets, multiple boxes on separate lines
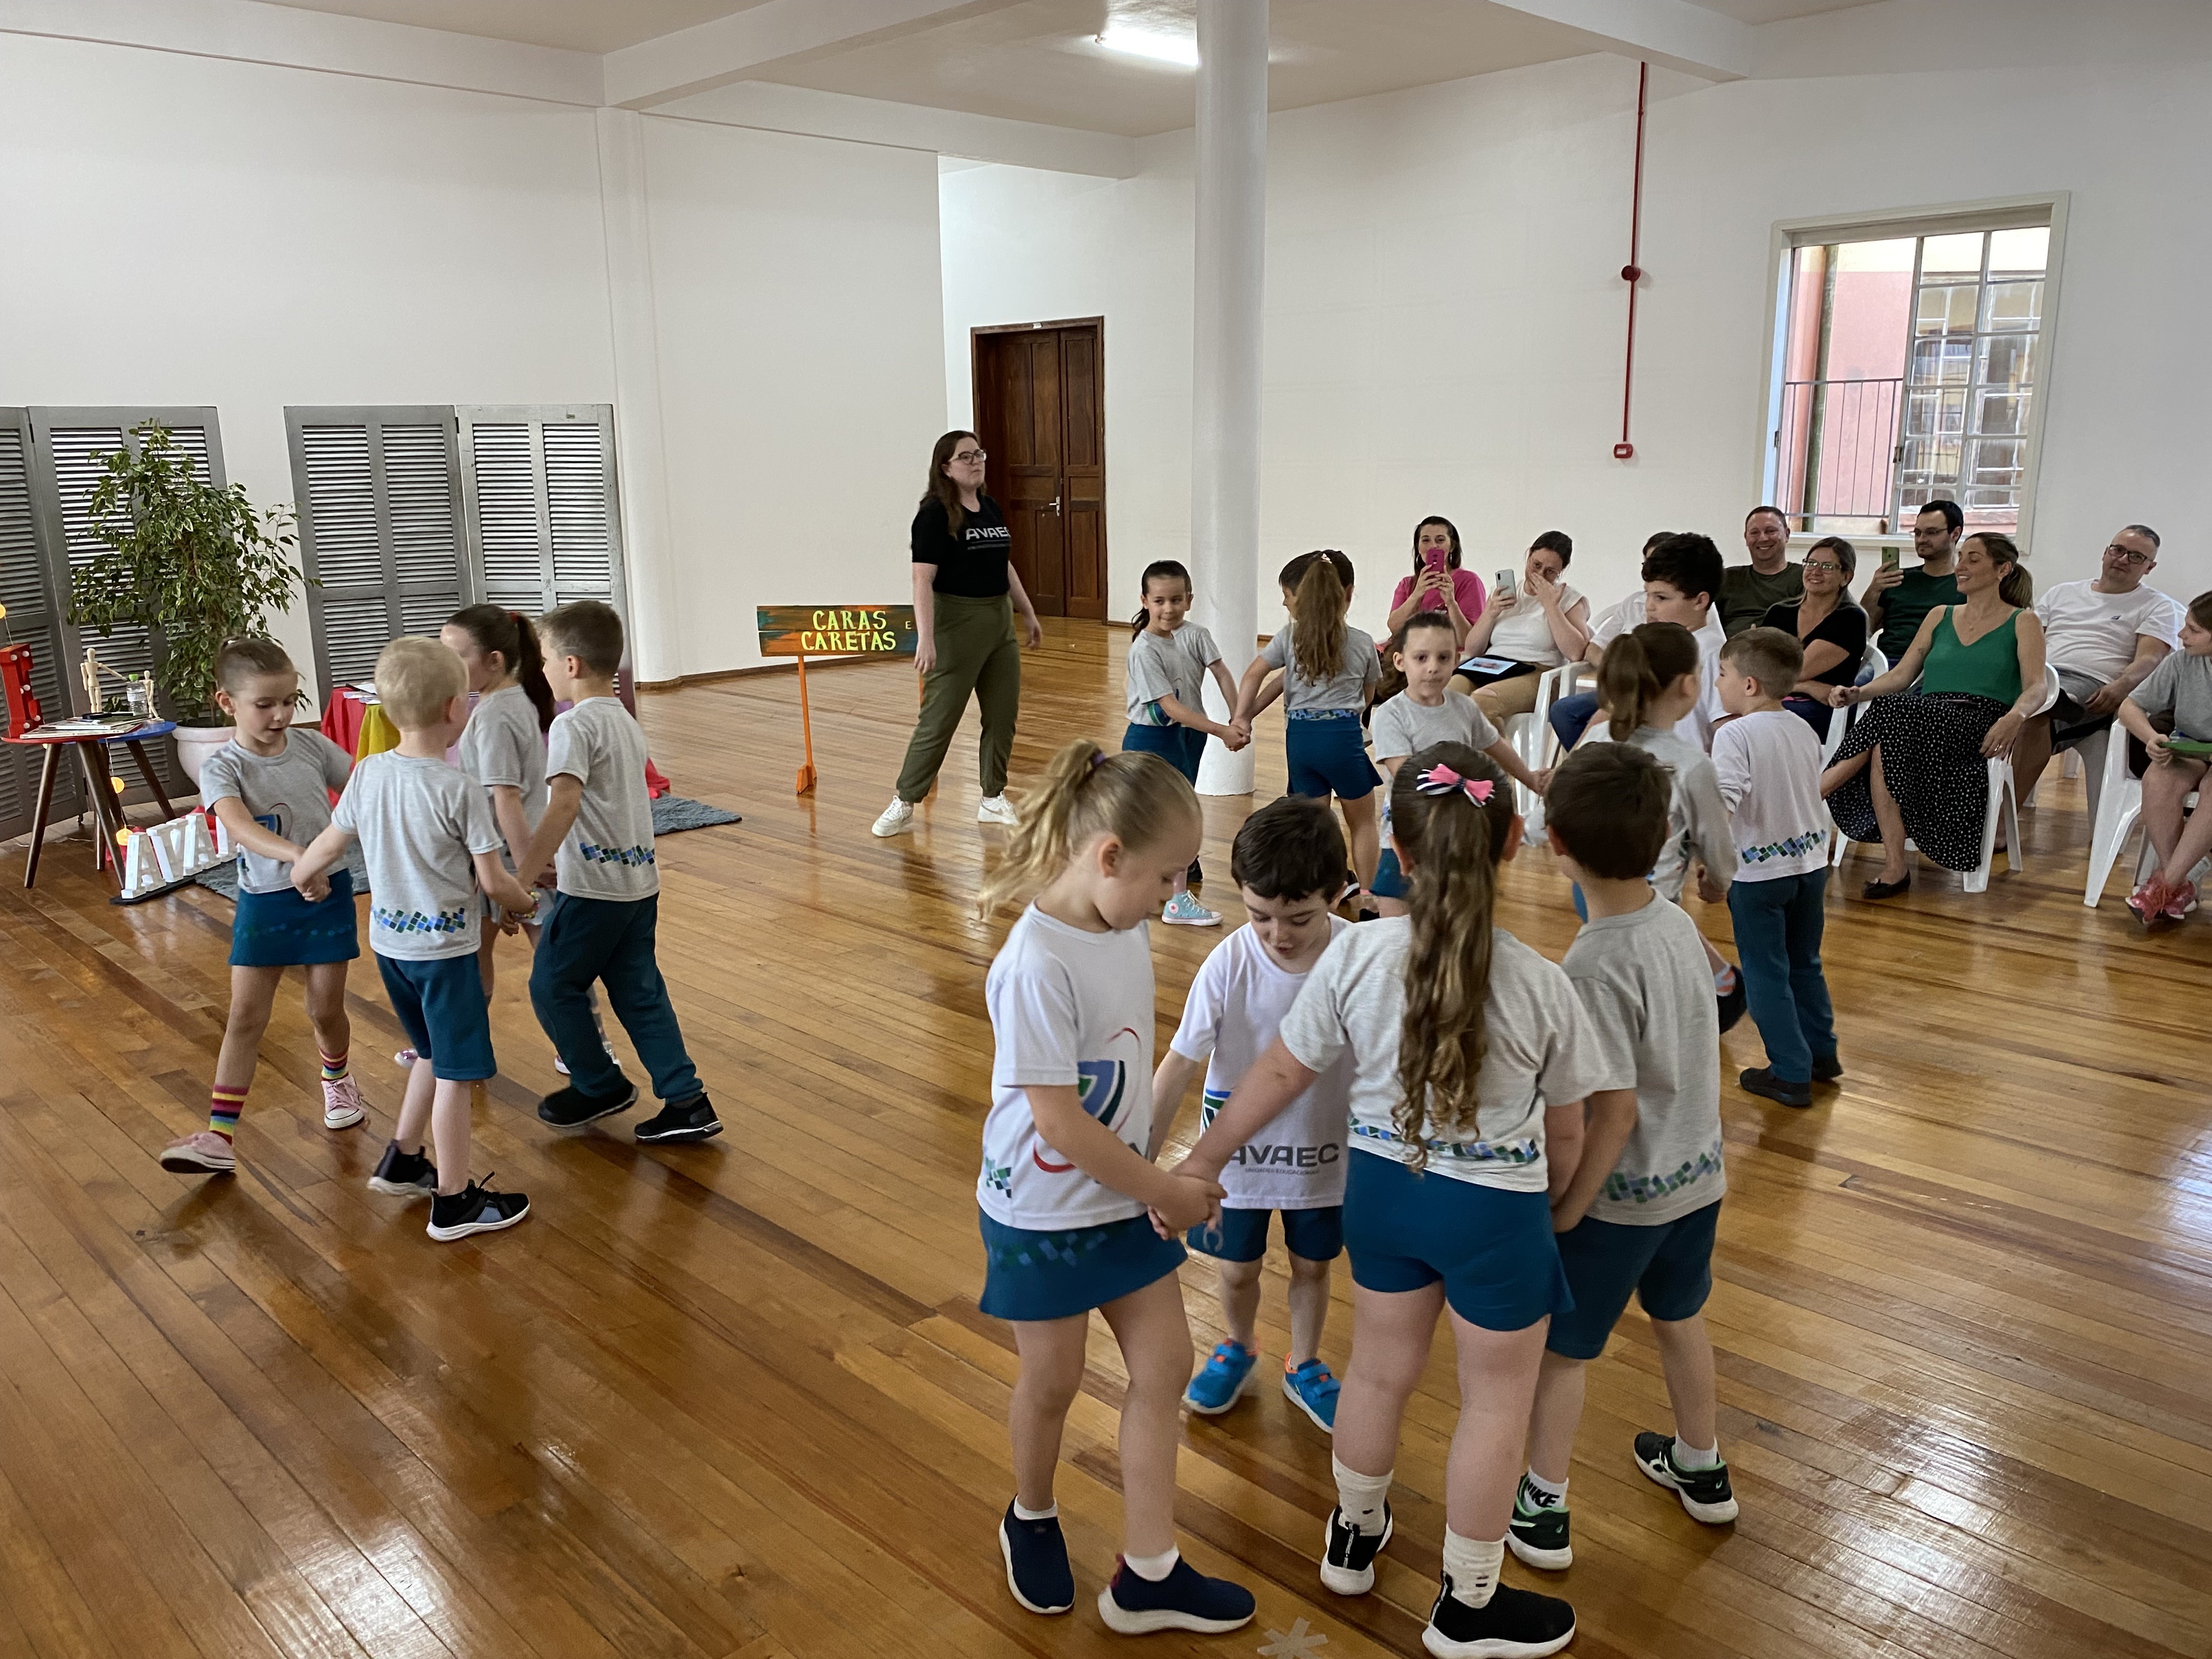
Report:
322,1075,365,1130
393,1047,419,1066
159,1131,236,1175
2127,876,2169,924
2162,879,2197,922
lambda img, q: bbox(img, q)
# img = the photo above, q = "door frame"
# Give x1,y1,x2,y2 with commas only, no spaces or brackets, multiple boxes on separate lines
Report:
969,317,1108,622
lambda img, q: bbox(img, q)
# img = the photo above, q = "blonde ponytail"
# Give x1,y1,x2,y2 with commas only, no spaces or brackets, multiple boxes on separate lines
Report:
1290,552,1350,684
1389,742,1516,1167
976,740,1201,917
1598,620,1699,741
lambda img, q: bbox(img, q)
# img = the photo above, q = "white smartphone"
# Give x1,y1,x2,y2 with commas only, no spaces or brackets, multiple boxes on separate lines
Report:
1494,568,1518,601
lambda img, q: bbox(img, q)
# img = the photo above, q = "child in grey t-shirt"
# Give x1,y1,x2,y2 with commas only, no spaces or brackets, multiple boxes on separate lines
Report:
1516,742,1737,1575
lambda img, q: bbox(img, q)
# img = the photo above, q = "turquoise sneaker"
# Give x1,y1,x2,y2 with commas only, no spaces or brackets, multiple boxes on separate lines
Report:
1281,1359,1340,1431
1161,890,1222,927
1183,1340,1257,1414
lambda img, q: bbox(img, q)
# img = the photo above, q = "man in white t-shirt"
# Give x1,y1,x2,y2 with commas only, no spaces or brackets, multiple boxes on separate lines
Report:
2013,523,2181,798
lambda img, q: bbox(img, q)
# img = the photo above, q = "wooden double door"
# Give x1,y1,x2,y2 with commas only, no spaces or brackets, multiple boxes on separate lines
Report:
972,320,1106,620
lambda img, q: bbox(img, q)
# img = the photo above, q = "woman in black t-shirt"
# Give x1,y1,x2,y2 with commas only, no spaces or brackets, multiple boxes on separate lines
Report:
1762,535,1867,740
871,429,1045,837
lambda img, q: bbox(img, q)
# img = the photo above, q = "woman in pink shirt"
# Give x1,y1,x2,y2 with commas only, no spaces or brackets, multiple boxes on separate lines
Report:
1385,516,1487,655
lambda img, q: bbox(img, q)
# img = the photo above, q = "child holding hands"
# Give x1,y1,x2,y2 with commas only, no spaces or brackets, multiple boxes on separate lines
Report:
976,740,1252,1636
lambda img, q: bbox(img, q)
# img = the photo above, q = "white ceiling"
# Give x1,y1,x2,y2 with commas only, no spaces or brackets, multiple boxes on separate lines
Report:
255,0,774,53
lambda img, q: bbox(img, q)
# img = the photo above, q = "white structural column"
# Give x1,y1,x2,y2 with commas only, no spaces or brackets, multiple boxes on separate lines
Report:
1192,0,1268,796
593,106,685,684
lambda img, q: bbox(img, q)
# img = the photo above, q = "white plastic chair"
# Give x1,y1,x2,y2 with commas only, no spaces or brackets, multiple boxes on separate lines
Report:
1819,646,1888,770
1505,662,1583,816
2081,723,2141,907
1962,663,2061,894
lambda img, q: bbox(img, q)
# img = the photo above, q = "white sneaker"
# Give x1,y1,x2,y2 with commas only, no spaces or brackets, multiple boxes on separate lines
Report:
1161,891,1222,927
321,1075,365,1130
871,797,916,838
977,794,1018,827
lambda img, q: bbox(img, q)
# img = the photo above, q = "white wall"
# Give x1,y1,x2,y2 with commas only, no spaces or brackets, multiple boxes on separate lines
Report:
0,31,950,691
941,0,2212,641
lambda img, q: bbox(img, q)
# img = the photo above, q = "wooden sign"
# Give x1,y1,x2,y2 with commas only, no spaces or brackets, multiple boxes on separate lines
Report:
756,605,916,659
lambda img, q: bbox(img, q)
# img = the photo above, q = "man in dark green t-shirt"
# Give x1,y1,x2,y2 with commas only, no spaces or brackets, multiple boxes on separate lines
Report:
1865,499,1964,661
1718,505,1804,636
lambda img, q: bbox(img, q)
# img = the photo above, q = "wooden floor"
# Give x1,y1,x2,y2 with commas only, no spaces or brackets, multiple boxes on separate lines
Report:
3,617,2210,1659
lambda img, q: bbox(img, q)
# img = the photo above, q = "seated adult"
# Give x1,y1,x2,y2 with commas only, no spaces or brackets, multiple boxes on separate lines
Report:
2009,523,2180,799
1719,505,1803,636
1864,499,1963,662
1548,533,1728,754
1760,535,1866,740
1384,515,1486,656
1452,529,1592,723
1822,533,2046,899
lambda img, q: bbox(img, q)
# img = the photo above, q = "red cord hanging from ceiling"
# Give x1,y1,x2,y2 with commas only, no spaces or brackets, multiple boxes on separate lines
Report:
1615,60,1648,461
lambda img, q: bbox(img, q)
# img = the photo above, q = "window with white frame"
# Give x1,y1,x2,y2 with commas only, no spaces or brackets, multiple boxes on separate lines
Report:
1769,209,2055,537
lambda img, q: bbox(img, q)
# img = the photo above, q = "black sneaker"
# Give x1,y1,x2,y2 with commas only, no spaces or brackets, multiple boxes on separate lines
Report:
1187,858,1204,887
1716,978,1747,1034
1506,1476,1572,1570
635,1094,724,1144
1423,1577,1576,1658
1739,1066,1812,1108
1096,1556,1253,1635
1319,1502,1392,1595
537,1078,639,1128
426,1178,531,1242
997,1502,1073,1615
366,1142,437,1196
1633,1431,1739,1523
1812,1051,1844,1083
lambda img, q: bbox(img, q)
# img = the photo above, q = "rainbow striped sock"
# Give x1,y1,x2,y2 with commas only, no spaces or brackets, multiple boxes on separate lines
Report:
319,1048,349,1084
208,1086,247,1143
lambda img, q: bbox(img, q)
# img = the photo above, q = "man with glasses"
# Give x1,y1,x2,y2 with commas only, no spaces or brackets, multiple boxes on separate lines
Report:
1865,499,1964,661
2011,524,2181,799
1718,505,1803,636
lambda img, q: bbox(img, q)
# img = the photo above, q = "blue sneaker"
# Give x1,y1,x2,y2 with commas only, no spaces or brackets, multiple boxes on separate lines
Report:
1183,1340,1257,1414
1098,1556,1255,1635
998,1502,1074,1615
1281,1358,1340,1431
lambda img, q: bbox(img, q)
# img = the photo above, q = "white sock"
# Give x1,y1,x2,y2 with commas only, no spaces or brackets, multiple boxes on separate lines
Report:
1332,1455,1392,1534
1440,1528,1504,1609
1124,1545,1180,1581
1012,1498,1058,1522
1521,1468,1568,1506
1673,1437,1720,1470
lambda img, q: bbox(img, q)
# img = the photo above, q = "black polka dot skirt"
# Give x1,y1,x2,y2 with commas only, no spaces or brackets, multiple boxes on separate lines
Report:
1828,693,2007,872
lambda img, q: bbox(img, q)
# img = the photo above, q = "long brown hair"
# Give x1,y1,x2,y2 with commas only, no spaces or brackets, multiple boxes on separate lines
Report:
1374,610,1455,708
1598,620,1700,741
446,603,555,732
922,429,981,534
1965,532,2033,608
1390,742,1516,1167
1131,560,1192,640
977,739,1200,917
1289,551,1350,684
1409,516,1462,574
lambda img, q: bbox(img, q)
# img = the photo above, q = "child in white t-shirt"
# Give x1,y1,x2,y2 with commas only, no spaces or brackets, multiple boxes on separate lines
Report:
1368,612,1550,916
973,738,1252,1637
1156,797,1354,1431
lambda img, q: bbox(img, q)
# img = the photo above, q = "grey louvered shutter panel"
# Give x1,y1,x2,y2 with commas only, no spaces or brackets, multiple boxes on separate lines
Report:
288,408,469,699
458,405,627,628
0,409,83,837
27,407,224,798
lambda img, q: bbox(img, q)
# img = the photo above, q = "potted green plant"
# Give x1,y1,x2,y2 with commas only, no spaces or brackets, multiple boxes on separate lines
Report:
67,422,304,787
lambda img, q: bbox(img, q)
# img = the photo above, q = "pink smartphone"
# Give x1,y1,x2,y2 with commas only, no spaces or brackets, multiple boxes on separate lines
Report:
1424,548,1449,576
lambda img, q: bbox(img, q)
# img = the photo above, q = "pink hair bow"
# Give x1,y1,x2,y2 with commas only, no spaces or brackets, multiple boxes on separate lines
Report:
1415,763,1494,805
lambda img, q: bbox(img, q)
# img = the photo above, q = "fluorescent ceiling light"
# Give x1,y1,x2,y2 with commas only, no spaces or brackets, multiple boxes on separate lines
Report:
1097,21,1198,67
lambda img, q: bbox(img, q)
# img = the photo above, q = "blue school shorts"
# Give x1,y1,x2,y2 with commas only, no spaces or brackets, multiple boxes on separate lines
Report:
1342,1148,1573,1331
1186,1203,1344,1263
978,1210,1188,1323
230,870,360,968
375,951,495,1082
1370,849,1407,901
1122,721,1206,786
1285,709,1378,802
1545,1200,1720,1361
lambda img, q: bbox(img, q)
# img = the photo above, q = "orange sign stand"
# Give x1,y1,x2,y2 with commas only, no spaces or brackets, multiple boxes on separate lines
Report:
757,605,917,798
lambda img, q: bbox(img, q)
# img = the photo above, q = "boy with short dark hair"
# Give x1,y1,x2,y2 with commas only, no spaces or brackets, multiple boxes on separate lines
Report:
1513,744,1735,1571
1154,796,1355,1430
1712,627,1837,1108
521,600,724,1144
292,636,539,1240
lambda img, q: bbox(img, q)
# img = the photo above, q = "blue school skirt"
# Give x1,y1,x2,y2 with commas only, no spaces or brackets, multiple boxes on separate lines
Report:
1122,721,1206,785
1285,710,1378,801
230,871,360,968
979,1210,1188,1322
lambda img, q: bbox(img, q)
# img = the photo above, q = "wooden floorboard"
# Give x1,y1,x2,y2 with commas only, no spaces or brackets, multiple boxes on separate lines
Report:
2,616,2208,1657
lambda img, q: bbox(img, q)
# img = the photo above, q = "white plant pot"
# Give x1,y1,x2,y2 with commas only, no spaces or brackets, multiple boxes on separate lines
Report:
172,723,234,790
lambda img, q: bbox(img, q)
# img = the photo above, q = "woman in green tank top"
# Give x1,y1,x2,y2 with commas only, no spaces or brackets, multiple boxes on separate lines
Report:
1818,534,2047,893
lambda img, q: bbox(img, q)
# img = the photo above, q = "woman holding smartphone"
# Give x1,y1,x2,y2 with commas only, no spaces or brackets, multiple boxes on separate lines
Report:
1454,531,1592,723
1385,516,1486,653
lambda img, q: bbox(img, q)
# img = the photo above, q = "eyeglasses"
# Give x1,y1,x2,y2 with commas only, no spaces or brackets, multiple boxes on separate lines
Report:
951,449,987,464
1803,560,1844,573
2106,544,2154,566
